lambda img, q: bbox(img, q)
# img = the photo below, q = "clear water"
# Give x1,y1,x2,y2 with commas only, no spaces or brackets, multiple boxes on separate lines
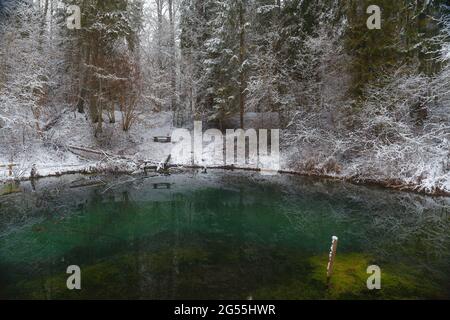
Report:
0,170,449,299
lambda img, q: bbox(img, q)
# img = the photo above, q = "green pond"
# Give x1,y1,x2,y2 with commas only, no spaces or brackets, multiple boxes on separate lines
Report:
0,170,449,300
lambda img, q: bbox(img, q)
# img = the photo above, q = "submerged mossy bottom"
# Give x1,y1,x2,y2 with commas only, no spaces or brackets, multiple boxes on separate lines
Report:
0,172,449,299
7,248,446,300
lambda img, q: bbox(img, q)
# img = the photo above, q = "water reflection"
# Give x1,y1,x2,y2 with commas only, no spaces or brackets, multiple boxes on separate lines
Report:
0,171,449,299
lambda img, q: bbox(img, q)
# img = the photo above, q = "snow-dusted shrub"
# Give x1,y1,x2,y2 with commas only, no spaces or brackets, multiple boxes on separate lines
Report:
351,70,448,189
0,1,68,166
285,63,450,193
285,31,450,193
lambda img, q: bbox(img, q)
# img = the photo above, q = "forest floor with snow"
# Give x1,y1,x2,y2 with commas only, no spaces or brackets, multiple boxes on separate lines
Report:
1,109,450,196
0,110,174,181
0,110,285,181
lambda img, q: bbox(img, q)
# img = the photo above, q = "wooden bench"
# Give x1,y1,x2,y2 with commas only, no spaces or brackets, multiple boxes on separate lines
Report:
153,136,171,143
0,163,17,176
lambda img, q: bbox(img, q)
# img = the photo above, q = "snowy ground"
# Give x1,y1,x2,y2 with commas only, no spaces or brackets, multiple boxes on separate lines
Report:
1,109,450,196
0,110,175,181
0,110,284,182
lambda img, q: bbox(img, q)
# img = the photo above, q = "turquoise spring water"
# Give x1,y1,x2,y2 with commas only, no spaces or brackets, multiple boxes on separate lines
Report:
0,170,449,299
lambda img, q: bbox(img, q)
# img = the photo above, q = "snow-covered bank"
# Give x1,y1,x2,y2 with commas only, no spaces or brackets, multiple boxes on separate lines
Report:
0,110,173,181
3,158,450,197
2,109,450,196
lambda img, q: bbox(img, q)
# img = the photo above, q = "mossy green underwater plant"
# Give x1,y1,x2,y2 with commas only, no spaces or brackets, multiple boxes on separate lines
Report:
309,253,447,299
5,249,448,300
251,253,447,300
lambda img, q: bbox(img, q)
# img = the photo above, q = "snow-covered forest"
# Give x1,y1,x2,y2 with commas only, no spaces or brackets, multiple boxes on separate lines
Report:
0,0,449,194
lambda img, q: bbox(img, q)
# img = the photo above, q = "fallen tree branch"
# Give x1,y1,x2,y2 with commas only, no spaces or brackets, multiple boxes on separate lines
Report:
67,145,114,157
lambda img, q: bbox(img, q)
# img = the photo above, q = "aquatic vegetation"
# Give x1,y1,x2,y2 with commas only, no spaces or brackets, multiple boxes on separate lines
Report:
251,253,448,300
309,253,447,300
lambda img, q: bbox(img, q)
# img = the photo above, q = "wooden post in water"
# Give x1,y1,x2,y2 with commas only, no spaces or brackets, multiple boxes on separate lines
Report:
326,236,338,288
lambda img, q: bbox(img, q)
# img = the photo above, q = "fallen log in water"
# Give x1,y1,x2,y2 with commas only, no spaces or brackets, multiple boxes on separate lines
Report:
156,154,172,173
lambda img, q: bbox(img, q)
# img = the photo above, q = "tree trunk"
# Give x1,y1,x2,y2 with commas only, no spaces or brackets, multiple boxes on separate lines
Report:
96,79,103,135
169,0,177,112
39,0,49,40
77,87,86,113
156,0,163,70
238,1,246,129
